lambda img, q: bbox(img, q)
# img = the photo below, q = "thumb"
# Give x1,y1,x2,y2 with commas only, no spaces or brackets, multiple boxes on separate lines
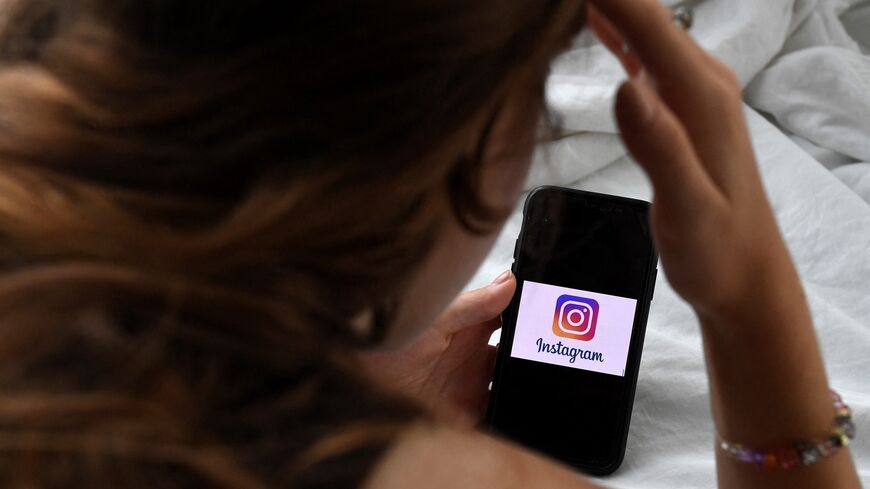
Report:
435,271,516,335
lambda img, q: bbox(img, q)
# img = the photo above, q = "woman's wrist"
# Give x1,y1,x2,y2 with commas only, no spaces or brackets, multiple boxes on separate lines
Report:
717,390,855,470
694,248,809,337
695,277,835,447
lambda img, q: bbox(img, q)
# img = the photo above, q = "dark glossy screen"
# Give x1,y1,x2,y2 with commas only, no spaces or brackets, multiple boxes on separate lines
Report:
488,187,656,471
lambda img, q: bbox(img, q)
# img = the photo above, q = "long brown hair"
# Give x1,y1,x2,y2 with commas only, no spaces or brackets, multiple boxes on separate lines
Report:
0,1,585,487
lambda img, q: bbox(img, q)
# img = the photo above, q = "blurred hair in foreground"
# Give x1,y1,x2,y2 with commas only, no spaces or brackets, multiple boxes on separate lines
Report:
0,1,585,487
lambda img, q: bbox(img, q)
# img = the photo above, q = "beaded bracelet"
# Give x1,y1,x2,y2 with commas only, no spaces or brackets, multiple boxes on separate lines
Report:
718,390,856,470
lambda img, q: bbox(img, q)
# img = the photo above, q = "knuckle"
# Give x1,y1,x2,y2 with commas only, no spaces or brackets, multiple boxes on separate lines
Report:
721,70,742,94
457,287,499,325
705,93,736,119
700,78,742,116
710,66,742,97
479,288,500,317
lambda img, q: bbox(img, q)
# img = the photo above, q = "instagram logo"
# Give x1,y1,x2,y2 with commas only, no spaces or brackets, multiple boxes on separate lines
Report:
553,295,599,341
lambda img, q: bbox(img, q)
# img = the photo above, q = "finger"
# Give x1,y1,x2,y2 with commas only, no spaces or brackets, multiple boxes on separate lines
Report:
615,79,724,220
587,0,713,93
590,0,752,195
587,4,641,77
435,272,516,335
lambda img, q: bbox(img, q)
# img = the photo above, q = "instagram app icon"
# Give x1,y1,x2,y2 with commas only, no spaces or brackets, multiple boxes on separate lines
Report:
553,295,599,341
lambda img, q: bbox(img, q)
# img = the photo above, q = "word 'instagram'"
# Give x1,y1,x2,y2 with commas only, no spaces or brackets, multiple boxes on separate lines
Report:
535,338,604,364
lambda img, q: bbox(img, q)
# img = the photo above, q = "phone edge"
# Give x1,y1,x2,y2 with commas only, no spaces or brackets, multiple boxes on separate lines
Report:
484,185,659,476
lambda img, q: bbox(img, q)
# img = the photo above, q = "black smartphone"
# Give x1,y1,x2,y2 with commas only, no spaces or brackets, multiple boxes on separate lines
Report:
486,186,657,475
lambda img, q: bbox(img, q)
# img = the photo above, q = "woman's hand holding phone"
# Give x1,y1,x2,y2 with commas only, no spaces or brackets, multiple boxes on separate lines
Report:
589,0,859,487
358,272,516,427
589,2,792,319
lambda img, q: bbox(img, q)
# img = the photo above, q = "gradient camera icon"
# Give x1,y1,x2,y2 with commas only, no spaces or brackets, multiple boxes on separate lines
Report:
552,295,599,341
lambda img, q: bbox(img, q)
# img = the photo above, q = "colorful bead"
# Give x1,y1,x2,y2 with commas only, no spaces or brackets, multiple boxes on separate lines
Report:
737,448,755,463
844,421,856,439
799,445,820,465
778,449,801,469
718,389,855,470
752,451,765,464
832,427,850,447
820,439,835,455
763,452,778,470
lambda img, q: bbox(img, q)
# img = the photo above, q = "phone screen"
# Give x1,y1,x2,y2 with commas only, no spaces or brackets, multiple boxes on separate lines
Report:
487,187,656,473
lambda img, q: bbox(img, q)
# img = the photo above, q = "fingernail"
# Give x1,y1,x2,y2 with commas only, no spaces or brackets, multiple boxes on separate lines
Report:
491,270,512,285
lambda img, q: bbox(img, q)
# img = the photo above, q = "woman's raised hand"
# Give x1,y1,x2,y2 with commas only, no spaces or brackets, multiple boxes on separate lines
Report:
589,0,798,321
589,3,860,487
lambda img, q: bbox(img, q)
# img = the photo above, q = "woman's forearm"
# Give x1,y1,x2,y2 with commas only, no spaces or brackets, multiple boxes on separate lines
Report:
583,0,862,485
699,260,860,488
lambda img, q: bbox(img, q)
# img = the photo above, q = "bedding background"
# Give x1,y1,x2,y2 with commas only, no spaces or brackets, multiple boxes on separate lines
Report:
471,0,870,486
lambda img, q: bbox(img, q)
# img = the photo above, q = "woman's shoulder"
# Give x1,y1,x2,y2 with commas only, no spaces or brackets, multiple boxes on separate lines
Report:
303,357,599,489
259,356,422,489
362,421,602,489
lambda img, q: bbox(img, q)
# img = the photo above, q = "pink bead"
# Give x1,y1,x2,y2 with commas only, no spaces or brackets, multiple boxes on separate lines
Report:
778,449,800,469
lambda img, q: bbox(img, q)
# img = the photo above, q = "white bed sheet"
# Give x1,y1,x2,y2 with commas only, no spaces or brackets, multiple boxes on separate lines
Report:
469,107,870,487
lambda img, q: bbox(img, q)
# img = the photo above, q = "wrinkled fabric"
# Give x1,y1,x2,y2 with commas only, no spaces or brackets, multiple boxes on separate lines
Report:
473,108,870,488
474,0,870,485
528,0,798,189
745,0,870,162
